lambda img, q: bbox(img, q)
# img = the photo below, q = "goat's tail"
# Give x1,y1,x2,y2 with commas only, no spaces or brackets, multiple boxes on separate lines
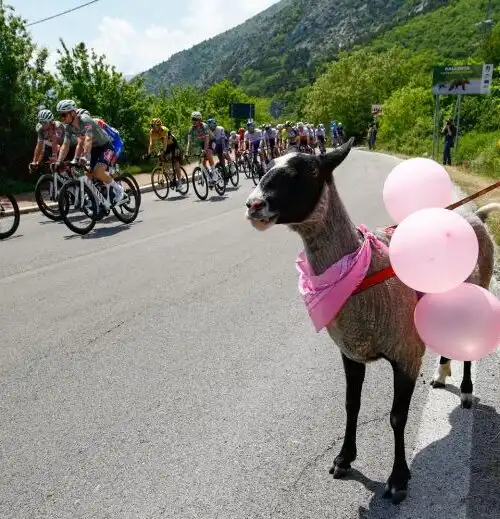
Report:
475,203,500,222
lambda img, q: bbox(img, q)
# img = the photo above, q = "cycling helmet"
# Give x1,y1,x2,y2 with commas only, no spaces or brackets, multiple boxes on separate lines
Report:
38,109,54,123
76,108,91,117
246,119,254,129
230,131,236,136
265,124,271,130
239,127,245,132
56,99,77,113
285,121,292,127
297,122,304,127
151,118,163,126
191,111,202,121
207,118,217,127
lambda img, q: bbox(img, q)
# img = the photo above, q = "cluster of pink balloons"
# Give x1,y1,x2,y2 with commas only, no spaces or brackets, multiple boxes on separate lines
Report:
383,158,500,361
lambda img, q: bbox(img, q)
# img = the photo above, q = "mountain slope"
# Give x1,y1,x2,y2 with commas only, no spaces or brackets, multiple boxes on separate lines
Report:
141,0,449,95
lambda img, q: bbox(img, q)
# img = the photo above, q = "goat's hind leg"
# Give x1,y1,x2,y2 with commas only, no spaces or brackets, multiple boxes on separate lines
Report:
460,361,473,409
384,361,416,505
330,354,365,478
430,356,451,388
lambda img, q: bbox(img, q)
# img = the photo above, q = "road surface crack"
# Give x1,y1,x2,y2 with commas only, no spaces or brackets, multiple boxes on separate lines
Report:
268,411,390,518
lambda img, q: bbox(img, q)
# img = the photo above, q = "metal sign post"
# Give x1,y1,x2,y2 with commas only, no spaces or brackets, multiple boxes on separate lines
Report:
453,94,462,156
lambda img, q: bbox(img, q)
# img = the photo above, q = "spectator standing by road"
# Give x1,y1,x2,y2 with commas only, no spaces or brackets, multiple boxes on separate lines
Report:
442,118,456,166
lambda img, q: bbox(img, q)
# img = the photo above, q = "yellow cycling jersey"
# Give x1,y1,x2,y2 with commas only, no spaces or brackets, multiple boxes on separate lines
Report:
149,126,168,143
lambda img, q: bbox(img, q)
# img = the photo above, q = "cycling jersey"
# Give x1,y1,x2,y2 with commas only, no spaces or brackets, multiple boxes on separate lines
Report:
149,126,168,145
36,121,72,147
210,125,226,143
63,113,112,148
244,129,263,144
264,128,277,140
189,122,210,146
229,134,239,145
285,127,298,144
315,128,325,137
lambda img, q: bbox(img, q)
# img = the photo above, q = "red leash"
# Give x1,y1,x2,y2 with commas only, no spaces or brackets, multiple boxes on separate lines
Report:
353,181,500,294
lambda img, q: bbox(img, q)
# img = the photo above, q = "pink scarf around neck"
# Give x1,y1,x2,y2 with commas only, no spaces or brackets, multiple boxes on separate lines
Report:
296,225,388,332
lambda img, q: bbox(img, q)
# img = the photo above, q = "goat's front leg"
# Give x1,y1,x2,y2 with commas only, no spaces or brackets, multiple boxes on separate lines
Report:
384,361,416,504
330,354,365,478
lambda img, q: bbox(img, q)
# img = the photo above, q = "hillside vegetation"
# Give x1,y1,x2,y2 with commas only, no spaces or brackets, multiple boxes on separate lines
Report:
141,0,450,96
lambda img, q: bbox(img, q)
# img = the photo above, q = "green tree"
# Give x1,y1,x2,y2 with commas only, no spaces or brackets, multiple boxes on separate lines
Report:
0,5,54,183
54,40,150,162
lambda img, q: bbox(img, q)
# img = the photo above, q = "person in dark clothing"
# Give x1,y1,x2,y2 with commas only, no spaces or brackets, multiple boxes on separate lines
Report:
368,122,377,150
442,118,456,166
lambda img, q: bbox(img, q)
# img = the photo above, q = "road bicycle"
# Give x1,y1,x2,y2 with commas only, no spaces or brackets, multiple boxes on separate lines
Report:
215,158,239,188
32,161,78,221
190,154,226,200
248,151,266,186
0,192,20,240
150,154,189,200
57,163,141,235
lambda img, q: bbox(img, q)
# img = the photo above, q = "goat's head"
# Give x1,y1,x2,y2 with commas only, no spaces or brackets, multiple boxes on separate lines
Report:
245,138,354,231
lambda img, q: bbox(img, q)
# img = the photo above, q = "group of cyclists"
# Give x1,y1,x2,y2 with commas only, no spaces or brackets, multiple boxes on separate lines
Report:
29,100,126,205
146,113,341,189
28,102,343,202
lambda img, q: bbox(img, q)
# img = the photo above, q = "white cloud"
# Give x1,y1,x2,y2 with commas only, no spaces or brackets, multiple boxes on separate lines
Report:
85,0,279,75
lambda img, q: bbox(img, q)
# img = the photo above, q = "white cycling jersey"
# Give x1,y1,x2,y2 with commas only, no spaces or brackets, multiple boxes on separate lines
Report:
244,129,263,145
229,134,239,144
316,128,325,137
264,128,277,140
211,126,226,142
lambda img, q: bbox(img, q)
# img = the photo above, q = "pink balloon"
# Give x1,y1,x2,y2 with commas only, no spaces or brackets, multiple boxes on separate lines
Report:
414,283,498,361
383,158,454,223
483,289,500,345
389,208,479,293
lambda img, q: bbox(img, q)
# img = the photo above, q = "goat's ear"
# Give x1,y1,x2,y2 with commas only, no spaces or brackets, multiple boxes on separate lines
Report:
318,137,354,182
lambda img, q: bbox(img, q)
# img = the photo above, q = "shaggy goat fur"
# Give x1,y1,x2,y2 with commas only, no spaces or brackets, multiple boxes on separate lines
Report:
245,141,499,504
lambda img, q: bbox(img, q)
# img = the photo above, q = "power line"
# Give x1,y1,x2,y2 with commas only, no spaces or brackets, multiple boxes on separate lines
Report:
26,0,100,27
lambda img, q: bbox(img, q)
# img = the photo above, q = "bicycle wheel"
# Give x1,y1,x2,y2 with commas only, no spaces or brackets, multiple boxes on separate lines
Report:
176,167,189,196
192,167,208,200
151,167,169,200
112,175,140,224
58,179,98,235
0,193,20,240
228,161,239,187
251,160,260,186
119,172,141,205
244,155,252,178
35,173,64,221
214,168,226,196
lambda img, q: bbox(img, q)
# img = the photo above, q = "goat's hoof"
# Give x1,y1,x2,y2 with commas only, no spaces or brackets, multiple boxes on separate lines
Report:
461,393,473,409
430,379,446,389
329,465,349,479
382,484,408,505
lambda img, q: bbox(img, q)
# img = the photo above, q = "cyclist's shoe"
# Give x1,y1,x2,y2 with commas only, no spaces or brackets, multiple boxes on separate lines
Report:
112,184,125,205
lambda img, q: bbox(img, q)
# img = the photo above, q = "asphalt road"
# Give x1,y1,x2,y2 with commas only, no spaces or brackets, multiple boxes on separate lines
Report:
0,150,498,519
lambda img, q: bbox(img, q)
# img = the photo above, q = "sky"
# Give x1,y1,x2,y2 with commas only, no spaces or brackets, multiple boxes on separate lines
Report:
6,0,280,75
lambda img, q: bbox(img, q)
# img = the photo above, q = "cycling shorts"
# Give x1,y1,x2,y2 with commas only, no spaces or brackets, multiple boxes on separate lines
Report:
90,143,115,169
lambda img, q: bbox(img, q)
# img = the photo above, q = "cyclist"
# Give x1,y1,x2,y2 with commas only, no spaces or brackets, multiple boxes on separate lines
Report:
185,111,219,185
30,109,70,170
229,131,240,158
244,119,266,171
297,122,309,151
263,124,278,159
238,127,246,150
54,99,124,204
207,118,231,169
337,123,345,145
145,118,183,192
283,121,298,148
316,123,326,154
